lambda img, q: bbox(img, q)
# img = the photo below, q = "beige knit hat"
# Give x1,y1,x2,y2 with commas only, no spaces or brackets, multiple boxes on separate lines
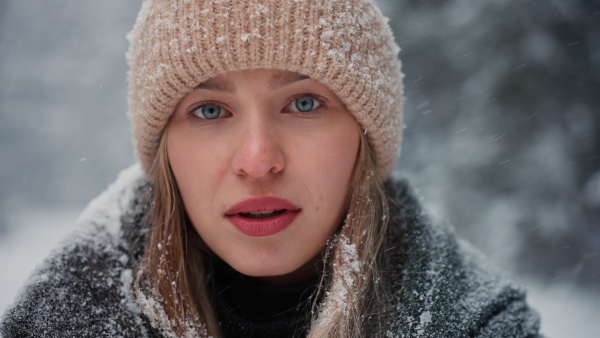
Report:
127,0,403,179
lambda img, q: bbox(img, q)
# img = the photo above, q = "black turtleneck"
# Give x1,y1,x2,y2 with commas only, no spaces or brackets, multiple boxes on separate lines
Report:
210,257,319,338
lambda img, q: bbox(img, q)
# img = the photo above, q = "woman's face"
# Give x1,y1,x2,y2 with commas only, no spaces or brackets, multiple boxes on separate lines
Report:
167,69,360,284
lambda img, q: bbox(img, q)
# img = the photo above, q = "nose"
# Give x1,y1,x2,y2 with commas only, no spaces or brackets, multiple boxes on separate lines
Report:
231,120,285,178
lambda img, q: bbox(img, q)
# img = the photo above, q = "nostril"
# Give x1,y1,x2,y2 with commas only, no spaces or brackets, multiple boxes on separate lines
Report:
234,154,285,177
232,123,285,177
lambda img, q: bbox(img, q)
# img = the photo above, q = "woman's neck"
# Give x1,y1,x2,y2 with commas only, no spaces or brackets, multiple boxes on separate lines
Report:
210,256,318,337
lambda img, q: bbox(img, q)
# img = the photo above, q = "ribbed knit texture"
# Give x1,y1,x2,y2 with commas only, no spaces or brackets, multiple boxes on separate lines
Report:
126,0,403,178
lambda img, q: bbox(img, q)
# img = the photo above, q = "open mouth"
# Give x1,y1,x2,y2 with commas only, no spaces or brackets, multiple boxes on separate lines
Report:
239,209,287,219
225,197,301,236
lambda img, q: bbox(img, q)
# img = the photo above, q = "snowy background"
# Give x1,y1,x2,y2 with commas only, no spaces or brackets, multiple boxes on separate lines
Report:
1,0,599,336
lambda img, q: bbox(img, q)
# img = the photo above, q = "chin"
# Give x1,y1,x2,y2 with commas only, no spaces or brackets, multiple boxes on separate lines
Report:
225,251,319,284
230,258,298,278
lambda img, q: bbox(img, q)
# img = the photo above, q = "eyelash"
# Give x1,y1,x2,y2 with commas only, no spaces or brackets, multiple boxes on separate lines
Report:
186,93,328,120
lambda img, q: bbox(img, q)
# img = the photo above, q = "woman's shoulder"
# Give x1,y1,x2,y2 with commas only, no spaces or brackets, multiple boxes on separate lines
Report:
0,165,152,338
382,177,542,338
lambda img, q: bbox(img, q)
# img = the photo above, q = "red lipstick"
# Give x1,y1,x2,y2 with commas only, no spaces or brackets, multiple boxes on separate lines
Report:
225,197,301,237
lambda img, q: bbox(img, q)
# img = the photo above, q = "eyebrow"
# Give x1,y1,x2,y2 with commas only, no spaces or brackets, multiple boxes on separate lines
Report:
194,72,310,93
195,80,236,93
269,72,310,90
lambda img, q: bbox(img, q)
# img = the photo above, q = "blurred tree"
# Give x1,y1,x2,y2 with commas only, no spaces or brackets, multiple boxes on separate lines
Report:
387,0,600,288
0,0,13,234
0,0,141,216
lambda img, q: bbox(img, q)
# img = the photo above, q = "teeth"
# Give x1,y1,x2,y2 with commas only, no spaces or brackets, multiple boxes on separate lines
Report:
248,210,277,215
238,209,287,219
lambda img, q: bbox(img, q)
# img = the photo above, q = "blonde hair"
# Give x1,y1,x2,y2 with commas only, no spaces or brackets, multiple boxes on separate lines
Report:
135,129,390,337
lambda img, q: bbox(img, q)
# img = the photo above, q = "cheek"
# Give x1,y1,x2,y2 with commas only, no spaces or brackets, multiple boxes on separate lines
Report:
166,127,228,222
299,121,360,219
322,125,360,183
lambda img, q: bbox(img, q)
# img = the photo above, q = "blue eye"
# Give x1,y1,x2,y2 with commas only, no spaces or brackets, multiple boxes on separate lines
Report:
288,96,322,113
193,104,223,119
295,98,315,112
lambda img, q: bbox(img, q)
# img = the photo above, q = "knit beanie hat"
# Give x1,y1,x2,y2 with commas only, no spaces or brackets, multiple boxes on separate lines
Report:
127,0,403,179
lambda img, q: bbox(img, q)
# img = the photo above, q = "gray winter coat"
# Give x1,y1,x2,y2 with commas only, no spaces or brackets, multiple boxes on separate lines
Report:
0,165,541,337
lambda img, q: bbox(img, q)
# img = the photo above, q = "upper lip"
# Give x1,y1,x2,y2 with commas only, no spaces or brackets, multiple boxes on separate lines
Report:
225,197,301,216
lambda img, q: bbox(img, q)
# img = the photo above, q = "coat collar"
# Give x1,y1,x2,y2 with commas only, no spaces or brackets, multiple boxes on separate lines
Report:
112,165,540,337
8,164,536,338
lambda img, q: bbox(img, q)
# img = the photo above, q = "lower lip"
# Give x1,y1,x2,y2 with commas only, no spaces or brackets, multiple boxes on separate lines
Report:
226,210,300,237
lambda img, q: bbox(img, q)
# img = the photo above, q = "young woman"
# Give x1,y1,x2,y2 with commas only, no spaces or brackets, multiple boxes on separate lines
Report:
1,0,542,337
